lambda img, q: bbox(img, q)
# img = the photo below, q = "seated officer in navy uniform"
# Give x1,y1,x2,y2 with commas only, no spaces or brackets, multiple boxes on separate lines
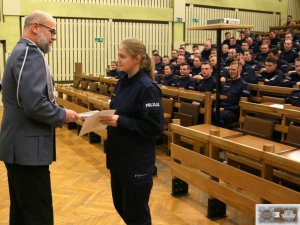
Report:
257,57,284,86
171,63,194,90
213,61,250,127
221,44,229,64
190,56,202,76
172,54,186,76
281,58,300,87
188,49,201,67
238,54,257,84
201,40,212,60
256,43,269,63
244,50,261,71
170,49,178,65
162,55,170,67
282,32,300,53
107,61,122,78
268,48,291,73
280,39,298,63
222,32,231,46
156,65,175,86
286,90,300,107
194,62,216,92
229,37,241,53
241,41,250,54
223,48,237,67
254,34,263,49
269,31,282,49
222,54,257,84
246,37,260,55
210,55,227,79
152,53,164,74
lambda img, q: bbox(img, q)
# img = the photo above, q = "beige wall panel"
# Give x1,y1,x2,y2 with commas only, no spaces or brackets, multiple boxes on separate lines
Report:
37,0,171,8
288,0,300,22
3,0,20,15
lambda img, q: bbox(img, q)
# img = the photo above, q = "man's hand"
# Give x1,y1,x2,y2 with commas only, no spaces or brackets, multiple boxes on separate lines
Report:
65,109,79,123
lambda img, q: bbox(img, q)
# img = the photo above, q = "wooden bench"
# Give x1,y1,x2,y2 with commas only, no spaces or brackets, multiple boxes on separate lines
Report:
263,150,300,187
239,99,300,140
159,85,179,98
239,100,285,136
177,90,213,124
170,124,300,220
249,83,299,103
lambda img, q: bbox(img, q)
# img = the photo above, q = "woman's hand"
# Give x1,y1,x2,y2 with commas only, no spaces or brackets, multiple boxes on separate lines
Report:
100,115,119,127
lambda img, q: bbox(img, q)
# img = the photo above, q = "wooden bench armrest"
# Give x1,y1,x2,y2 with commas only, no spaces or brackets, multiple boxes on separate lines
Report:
236,128,268,139
280,140,300,149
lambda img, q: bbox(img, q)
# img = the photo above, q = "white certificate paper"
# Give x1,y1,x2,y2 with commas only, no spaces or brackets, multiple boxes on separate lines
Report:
78,110,116,136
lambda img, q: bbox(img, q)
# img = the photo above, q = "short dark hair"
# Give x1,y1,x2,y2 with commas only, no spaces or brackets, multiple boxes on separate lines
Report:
243,50,254,56
163,64,173,70
201,62,212,68
265,57,277,65
268,48,279,56
180,63,190,69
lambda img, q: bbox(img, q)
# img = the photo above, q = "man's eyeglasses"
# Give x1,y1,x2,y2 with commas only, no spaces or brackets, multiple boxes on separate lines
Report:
38,23,56,36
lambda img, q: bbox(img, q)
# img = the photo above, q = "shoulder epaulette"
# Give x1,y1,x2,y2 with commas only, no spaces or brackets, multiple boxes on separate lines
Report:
26,42,38,48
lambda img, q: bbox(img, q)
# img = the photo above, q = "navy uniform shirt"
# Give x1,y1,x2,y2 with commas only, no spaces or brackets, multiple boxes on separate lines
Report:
160,74,175,86
173,65,181,76
223,58,234,67
286,90,300,107
229,44,241,53
194,75,216,92
280,50,298,63
241,64,257,84
249,42,260,54
245,60,261,71
220,78,250,113
221,53,228,65
191,66,201,76
106,70,164,174
171,75,194,90
276,58,291,73
292,44,300,53
280,72,300,87
155,62,164,74
201,49,211,60
270,37,282,49
212,67,227,80
256,52,268,63
107,69,122,78
257,69,285,86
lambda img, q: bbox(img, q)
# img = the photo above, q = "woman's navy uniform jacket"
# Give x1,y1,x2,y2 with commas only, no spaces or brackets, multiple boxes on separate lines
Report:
105,69,164,175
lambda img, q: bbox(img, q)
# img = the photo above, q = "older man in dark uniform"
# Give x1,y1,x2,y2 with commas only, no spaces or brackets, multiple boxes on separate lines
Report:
0,10,79,225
